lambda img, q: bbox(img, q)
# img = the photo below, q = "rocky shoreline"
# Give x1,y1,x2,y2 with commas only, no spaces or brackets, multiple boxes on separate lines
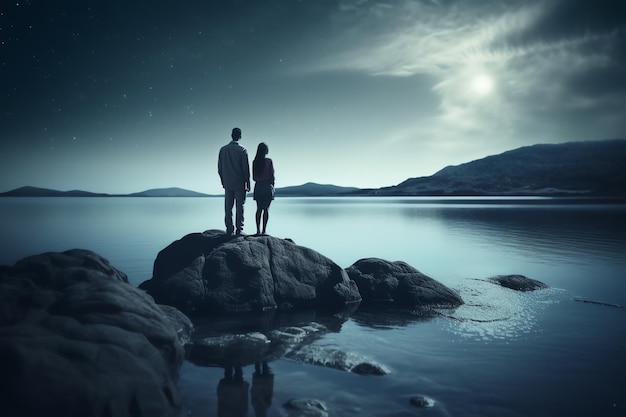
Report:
0,230,549,416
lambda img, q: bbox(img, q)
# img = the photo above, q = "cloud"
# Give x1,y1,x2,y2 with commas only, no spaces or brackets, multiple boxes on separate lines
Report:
301,1,546,149
304,0,625,147
319,0,542,76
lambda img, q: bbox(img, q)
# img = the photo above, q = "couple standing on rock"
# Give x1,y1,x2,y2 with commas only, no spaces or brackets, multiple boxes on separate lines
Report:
218,127,275,236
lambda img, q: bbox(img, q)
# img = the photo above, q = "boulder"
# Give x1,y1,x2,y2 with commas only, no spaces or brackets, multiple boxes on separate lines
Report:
140,230,362,315
0,249,193,417
345,258,463,309
487,274,548,291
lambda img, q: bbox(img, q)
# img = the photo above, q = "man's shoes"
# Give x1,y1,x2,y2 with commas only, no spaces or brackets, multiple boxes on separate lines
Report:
235,229,243,235
225,228,234,235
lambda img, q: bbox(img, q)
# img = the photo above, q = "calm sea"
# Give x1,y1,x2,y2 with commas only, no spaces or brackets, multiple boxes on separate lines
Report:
1,197,625,417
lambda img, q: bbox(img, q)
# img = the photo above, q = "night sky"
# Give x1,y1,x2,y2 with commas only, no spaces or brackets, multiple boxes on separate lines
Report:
1,0,625,194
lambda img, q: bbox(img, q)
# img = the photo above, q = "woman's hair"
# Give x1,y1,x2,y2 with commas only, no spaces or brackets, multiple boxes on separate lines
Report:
253,142,269,178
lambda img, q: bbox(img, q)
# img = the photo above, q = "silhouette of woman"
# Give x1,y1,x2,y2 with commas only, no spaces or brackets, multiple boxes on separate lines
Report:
251,362,274,417
217,366,249,417
252,142,275,235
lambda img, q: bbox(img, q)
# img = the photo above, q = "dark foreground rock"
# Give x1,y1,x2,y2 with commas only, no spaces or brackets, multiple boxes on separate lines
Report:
140,230,362,315
346,258,463,309
0,249,193,417
488,274,548,292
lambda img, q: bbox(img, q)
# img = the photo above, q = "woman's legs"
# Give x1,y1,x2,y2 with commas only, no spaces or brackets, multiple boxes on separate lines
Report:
256,200,271,235
262,208,269,234
255,202,263,234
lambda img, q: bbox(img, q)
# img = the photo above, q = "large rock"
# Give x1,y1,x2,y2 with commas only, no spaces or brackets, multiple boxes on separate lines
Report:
139,230,362,315
0,249,193,417
487,274,548,291
345,258,463,309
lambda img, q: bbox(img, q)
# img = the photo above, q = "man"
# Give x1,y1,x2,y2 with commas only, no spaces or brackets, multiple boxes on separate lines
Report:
218,127,250,235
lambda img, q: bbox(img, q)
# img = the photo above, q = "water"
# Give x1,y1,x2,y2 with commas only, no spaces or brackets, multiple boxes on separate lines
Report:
1,197,625,417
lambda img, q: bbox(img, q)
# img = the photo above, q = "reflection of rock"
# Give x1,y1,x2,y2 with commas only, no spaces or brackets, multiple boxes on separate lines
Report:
284,398,329,417
487,274,548,292
351,308,436,329
186,312,333,367
0,249,193,417
187,332,275,367
187,318,388,375
346,258,463,309
268,322,328,352
140,230,361,315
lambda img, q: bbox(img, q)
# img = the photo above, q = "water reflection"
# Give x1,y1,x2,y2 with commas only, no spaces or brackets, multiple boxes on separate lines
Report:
348,280,566,342
217,363,274,417
251,362,275,417
351,307,440,329
217,366,249,417
443,279,568,341
186,308,354,369
2,197,623,417
401,202,626,264
187,310,349,417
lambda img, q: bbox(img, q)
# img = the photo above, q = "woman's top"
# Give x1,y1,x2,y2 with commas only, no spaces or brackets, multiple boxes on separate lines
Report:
253,158,275,184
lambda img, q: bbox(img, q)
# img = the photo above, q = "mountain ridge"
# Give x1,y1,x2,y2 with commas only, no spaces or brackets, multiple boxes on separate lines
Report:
0,186,213,198
275,182,360,197
2,139,625,197
128,187,211,197
367,138,626,196
0,183,357,197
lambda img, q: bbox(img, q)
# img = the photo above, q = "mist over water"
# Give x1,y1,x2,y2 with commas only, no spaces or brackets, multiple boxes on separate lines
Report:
1,197,625,417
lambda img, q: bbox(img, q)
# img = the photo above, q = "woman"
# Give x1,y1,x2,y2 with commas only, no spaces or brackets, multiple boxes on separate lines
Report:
252,142,275,235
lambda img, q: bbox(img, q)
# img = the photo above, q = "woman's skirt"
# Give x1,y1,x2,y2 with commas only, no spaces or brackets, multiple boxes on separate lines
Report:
253,181,274,208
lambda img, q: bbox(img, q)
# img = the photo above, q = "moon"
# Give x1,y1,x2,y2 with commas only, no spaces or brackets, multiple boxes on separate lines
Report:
471,74,494,96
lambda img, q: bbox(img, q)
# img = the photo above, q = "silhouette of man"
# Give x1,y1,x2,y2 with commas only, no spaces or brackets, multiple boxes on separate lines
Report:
218,127,250,235
217,366,249,417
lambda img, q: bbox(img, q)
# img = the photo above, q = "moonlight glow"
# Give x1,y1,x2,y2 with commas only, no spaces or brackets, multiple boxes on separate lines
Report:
472,74,494,95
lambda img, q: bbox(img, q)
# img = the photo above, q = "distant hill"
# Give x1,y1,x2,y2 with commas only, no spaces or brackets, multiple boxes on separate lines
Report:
0,186,109,197
4,140,625,198
368,139,626,196
0,186,211,197
128,187,211,197
275,182,360,197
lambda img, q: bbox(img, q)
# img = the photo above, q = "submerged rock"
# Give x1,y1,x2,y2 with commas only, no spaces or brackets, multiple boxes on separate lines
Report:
410,395,436,408
346,258,463,309
140,230,362,315
0,249,192,417
288,344,389,375
284,398,329,417
488,274,548,292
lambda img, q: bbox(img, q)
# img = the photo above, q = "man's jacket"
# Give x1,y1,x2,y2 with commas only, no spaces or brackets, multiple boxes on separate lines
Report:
218,141,250,190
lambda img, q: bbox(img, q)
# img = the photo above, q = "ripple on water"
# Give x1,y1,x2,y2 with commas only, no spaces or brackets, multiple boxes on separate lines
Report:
442,279,567,341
